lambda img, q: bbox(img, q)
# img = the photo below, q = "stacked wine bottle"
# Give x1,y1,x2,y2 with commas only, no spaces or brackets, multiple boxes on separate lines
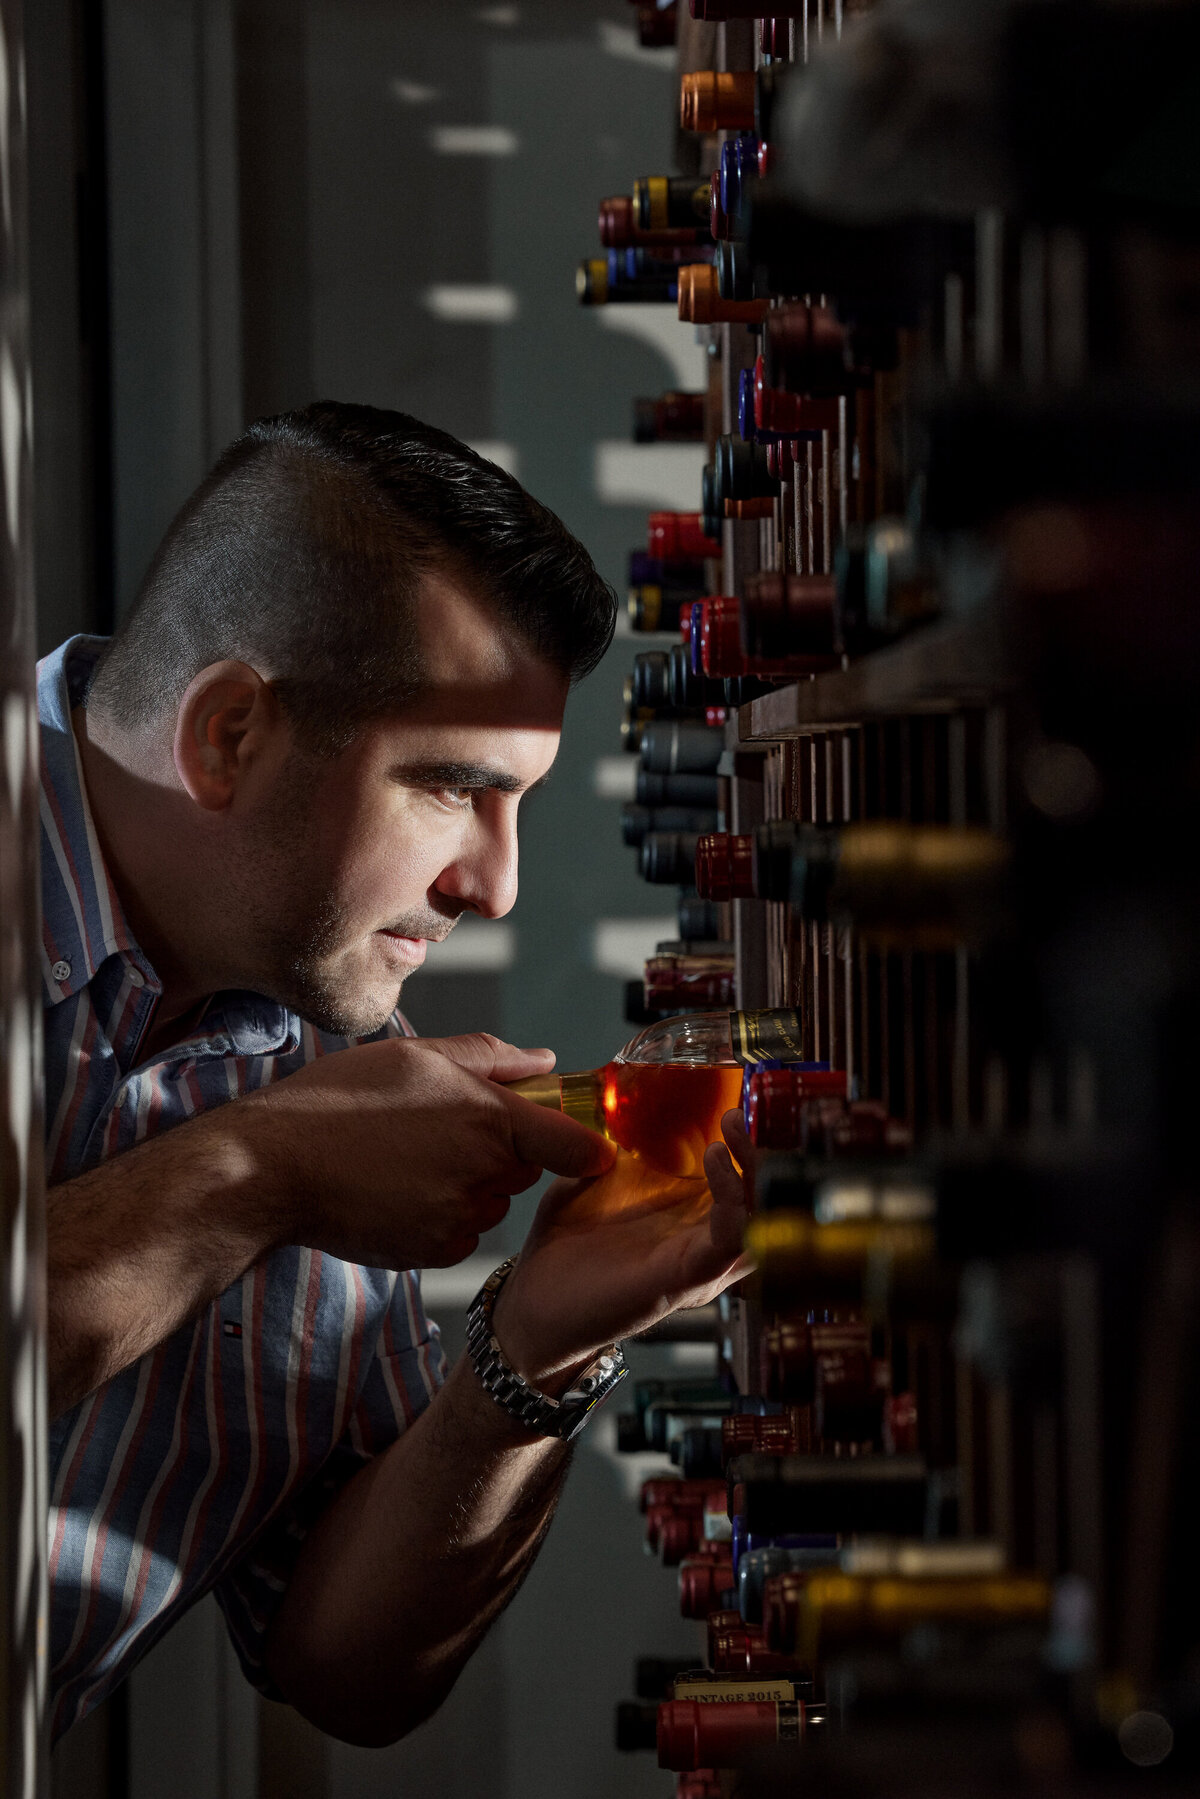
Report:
581,1,1200,1793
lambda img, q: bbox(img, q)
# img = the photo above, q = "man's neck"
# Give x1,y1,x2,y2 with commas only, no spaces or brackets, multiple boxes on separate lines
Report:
70,703,221,1024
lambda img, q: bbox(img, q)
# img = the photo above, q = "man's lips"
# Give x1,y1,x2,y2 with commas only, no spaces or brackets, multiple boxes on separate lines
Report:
377,930,429,963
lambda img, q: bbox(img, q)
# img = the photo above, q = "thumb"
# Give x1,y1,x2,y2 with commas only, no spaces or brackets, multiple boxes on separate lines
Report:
422,1032,557,1084
506,1093,616,1179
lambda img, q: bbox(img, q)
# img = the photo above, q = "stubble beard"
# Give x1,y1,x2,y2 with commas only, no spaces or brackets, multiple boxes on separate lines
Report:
227,750,437,1040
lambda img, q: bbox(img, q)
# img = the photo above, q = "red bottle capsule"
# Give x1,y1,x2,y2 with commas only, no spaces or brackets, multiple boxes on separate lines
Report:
645,953,735,1011
679,1555,736,1620
743,1067,851,1148
709,173,731,243
648,512,722,564
694,832,755,903
754,358,842,436
724,497,777,521
692,1,810,16
706,1609,745,1665
721,1407,812,1462
761,304,849,396
599,196,709,252
761,1573,808,1654
760,19,789,58
697,595,835,681
822,1099,914,1158
739,570,838,661
640,1477,726,1514
657,1699,814,1771
710,1622,805,1678
758,1317,869,1403
676,1774,721,1799
884,1390,920,1454
764,439,803,479
647,1506,707,1564
635,390,708,443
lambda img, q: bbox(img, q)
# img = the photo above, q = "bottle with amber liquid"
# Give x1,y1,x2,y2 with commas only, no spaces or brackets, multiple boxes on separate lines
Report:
508,1009,804,1179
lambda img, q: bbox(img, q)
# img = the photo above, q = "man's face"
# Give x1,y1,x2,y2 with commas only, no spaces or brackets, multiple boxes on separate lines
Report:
227,572,569,1036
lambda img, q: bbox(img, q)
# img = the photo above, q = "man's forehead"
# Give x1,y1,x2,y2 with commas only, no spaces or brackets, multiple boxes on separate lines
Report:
405,571,569,733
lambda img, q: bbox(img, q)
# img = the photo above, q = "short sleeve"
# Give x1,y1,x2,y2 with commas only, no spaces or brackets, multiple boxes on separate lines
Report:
213,1269,447,1695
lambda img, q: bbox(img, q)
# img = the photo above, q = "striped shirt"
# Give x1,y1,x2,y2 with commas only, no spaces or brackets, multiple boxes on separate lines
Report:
42,637,447,1741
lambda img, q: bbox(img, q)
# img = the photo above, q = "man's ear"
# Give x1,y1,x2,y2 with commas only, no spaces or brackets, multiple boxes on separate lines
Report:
172,661,281,811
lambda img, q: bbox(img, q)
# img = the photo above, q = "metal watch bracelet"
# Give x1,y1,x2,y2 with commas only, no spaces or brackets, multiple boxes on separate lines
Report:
465,1257,627,1442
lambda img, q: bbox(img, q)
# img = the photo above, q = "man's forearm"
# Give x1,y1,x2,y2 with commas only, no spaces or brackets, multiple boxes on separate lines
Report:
48,1102,280,1418
263,1352,572,1747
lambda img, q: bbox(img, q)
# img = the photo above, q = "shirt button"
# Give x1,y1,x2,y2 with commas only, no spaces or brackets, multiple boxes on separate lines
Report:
51,959,71,983
128,967,146,989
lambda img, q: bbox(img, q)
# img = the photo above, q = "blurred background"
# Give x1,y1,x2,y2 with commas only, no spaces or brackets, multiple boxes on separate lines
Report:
31,1,714,1794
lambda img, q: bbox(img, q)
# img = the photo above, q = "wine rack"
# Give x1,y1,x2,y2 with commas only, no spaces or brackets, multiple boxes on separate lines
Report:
598,1,1200,1792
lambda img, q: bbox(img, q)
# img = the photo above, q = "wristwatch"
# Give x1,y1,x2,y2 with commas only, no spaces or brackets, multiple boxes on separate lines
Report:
466,1257,628,1442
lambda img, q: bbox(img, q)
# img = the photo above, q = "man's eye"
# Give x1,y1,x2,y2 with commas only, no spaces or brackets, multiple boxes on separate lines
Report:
433,787,474,810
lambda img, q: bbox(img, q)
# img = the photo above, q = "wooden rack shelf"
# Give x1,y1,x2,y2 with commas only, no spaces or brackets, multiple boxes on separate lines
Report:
738,609,1012,742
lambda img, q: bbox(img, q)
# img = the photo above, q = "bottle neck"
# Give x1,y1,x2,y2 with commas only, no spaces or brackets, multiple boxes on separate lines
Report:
505,1070,604,1133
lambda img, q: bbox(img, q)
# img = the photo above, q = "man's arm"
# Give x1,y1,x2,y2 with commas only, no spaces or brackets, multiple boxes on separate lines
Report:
47,1033,611,1418
264,1352,572,1746
263,1113,755,1747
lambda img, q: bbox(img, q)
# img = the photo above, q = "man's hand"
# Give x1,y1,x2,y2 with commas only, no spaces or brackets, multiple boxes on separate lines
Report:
491,1107,756,1390
243,1032,615,1270
46,1031,613,1415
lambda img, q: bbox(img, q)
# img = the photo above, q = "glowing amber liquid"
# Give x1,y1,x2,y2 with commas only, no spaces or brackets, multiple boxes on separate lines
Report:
600,1062,746,1177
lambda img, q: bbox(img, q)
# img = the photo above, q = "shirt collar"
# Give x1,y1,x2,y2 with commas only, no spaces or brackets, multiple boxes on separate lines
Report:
38,637,142,1003
36,637,300,1058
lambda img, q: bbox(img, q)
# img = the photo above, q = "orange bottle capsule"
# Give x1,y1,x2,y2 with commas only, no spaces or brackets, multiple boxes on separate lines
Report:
680,70,757,134
678,264,770,327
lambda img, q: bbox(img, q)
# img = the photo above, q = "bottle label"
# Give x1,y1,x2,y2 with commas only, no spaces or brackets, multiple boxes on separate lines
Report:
672,1677,798,1703
730,1009,805,1064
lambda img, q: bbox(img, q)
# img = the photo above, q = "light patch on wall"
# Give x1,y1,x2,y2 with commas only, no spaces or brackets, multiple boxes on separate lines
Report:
389,78,440,105
424,920,516,972
596,20,676,69
424,285,518,324
429,125,518,157
594,304,711,391
593,917,677,979
466,441,521,478
594,441,708,511
474,4,519,23
593,757,637,801
421,1251,505,1310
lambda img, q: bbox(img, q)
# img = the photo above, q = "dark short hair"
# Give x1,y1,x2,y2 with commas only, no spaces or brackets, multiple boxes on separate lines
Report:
88,401,617,752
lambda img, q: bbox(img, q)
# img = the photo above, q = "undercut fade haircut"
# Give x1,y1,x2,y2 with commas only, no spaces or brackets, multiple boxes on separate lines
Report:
88,401,618,754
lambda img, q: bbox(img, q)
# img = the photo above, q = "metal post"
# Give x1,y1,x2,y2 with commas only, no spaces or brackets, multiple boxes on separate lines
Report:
1,0,48,1788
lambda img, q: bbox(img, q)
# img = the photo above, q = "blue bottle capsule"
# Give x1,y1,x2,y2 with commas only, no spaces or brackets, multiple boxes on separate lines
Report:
730,1516,839,1577
740,1058,831,1124
737,1543,843,1623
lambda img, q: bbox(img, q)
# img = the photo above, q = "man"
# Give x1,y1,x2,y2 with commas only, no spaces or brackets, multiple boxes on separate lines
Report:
44,401,750,1747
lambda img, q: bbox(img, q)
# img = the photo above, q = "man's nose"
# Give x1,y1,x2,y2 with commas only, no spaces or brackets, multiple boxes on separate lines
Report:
434,814,519,919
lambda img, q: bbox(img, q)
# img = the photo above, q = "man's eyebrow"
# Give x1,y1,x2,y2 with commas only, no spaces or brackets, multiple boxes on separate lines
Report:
390,759,548,794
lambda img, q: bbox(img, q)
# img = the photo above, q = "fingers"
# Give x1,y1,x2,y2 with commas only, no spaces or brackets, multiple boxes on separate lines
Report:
422,1033,557,1083
703,1137,752,1266
507,1096,616,1179
720,1105,754,1168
